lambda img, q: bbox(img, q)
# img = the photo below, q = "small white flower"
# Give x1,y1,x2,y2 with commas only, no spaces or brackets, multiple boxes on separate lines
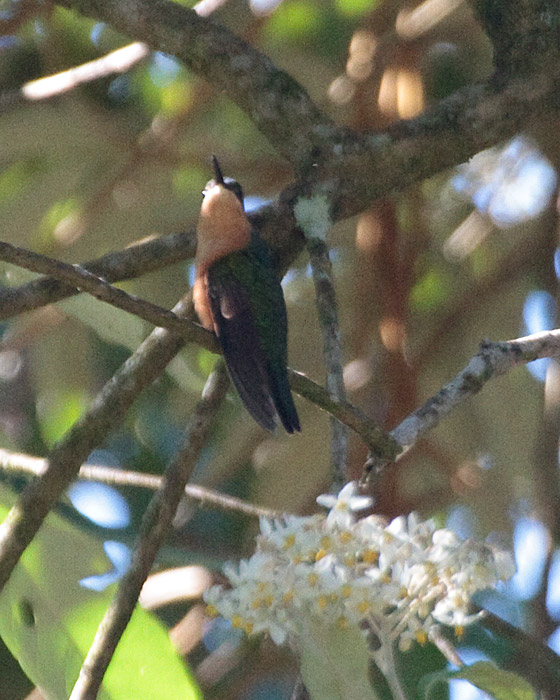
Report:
317,481,373,514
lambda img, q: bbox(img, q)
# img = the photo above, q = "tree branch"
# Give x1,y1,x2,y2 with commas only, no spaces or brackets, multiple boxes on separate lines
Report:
289,372,400,458
365,330,560,477
55,0,334,169
68,362,229,700
305,236,348,487
0,447,280,519
0,229,197,321
0,240,214,349
0,294,195,593
0,240,400,459
469,0,560,77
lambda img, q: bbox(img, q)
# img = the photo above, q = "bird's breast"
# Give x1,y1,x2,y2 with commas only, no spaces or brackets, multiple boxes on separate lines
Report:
193,270,215,332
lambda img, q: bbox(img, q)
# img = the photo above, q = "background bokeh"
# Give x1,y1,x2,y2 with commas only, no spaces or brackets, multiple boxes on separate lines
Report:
0,1,558,699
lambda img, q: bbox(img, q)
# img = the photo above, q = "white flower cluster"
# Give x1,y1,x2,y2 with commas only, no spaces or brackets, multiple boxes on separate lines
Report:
204,483,514,650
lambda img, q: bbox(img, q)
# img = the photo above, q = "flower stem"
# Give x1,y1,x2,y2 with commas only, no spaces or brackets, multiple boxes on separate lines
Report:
372,632,411,700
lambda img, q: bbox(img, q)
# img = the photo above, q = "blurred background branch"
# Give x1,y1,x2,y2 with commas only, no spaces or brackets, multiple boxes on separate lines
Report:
0,447,281,518
0,293,194,593
68,362,229,700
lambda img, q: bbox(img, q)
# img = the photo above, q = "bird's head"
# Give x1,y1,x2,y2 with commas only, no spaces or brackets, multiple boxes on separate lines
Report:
203,155,245,207
196,156,251,271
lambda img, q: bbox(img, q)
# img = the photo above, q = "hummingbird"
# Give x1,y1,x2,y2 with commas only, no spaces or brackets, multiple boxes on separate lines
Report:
193,156,300,433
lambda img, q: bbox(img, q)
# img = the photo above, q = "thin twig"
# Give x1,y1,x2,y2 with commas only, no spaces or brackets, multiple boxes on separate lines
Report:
0,240,214,350
0,448,280,519
365,329,560,477
429,626,464,667
289,372,400,458
0,295,194,593
305,238,348,488
68,363,229,700
22,43,149,101
0,229,197,321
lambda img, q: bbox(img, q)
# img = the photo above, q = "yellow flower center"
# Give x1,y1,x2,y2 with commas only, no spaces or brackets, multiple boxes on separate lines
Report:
357,600,371,614
283,534,296,549
362,549,379,565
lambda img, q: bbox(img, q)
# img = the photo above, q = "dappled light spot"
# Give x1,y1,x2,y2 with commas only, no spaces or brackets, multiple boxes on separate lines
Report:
79,541,132,591
452,136,557,228
379,317,406,352
450,462,482,495
396,0,463,40
343,357,372,391
507,518,549,600
68,481,130,529
139,566,213,609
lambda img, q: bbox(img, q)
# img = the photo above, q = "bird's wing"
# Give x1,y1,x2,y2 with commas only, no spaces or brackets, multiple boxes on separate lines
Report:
241,240,300,433
208,262,277,431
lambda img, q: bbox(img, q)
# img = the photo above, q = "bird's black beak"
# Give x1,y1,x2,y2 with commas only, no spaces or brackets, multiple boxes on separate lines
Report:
211,155,225,185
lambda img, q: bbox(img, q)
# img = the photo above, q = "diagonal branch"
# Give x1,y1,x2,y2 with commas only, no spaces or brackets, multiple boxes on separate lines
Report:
364,330,560,477
0,294,196,593
0,228,197,321
68,362,230,700
0,240,400,458
0,240,214,349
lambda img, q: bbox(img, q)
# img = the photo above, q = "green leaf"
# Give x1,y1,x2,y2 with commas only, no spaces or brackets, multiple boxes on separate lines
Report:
421,661,536,700
38,197,81,247
0,485,201,700
265,1,320,41
36,389,89,447
299,620,379,700
334,0,379,17
452,662,536,700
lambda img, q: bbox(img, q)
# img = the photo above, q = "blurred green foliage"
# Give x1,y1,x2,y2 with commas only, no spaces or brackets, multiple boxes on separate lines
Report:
0,485,201,700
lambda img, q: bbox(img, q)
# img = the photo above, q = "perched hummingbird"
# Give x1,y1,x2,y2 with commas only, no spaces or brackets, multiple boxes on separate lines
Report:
193,156,300,433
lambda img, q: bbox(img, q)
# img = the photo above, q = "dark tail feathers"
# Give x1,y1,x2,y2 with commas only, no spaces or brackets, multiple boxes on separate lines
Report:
268,363,301,433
